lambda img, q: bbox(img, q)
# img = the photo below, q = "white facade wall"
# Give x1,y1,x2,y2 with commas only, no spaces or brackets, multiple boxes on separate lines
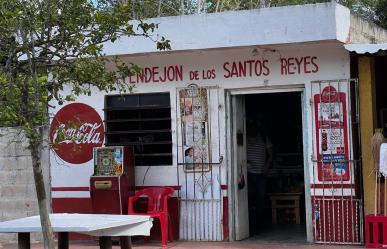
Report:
103,3,350,55
50,42,350,196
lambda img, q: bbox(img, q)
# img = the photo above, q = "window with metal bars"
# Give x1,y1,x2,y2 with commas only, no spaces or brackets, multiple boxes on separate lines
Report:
104,93,172,166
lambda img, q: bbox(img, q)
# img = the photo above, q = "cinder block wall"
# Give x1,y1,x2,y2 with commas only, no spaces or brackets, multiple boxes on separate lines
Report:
0,127,50,243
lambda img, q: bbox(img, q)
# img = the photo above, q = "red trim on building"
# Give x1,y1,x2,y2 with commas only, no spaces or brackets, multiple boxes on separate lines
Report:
52,187,90,191
52,185,182,192
311,195,357,199
221,185,228,190
310,184,355,189
52,197,93,213
311,197,359,243
223,196,229,241
135,185,181,190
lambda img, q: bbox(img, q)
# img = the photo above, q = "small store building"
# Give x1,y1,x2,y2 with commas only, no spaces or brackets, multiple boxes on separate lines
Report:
48,3,387,245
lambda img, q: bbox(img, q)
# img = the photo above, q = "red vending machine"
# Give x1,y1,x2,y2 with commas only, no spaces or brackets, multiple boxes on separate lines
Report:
90,146,135,214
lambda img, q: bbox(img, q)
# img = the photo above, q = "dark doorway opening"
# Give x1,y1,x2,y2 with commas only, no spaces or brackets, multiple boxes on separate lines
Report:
245,92,306,243
375,56,387,137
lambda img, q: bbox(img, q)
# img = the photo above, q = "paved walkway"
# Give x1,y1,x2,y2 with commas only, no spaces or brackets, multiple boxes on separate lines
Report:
0,240,364,249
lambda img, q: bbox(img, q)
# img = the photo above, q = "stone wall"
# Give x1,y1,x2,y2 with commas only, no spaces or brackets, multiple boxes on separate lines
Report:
350,14,387,43
0,127,50,243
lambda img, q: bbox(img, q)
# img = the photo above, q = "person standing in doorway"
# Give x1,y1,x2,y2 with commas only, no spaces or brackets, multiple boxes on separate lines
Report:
247,118,274,233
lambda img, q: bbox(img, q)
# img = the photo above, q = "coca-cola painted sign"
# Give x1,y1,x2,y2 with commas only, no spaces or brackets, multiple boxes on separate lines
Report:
314,86,349,181
50,103,104,164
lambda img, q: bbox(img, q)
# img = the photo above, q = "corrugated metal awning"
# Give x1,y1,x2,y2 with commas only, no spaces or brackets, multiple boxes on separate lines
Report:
344,44,387,55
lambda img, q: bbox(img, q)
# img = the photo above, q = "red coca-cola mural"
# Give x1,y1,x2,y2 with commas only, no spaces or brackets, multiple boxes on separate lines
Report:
50,103,104,164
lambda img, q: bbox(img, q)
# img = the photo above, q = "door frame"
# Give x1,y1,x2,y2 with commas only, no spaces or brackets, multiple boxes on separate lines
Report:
225,86,313,242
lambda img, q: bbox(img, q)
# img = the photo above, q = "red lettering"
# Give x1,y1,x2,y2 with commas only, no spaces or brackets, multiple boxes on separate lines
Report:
281,56,319,75
281,58,287,75
167,66,174,81
190,70,199,80
126,65,183,83
175,65,183,81
238,61,246,77
247,60,255,76
211,69,216,79
223,62,231,78
230,62,239,78
288,58,295,75
223,60,271,78
137,71,145,83
311,56,319,73
202,70,207,79
152,67,159,82
159,67,167,82
254,60,262,76
263,60,270,76
295,57,304,74
145,68,152,83
304,56,311,74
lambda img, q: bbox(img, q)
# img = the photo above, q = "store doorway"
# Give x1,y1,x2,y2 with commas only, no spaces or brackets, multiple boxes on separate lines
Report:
231,90,308,242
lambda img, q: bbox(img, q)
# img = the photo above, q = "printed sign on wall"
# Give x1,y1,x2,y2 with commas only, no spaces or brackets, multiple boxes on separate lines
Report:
314,86,350,181
50,103,104,164
179,84,210,172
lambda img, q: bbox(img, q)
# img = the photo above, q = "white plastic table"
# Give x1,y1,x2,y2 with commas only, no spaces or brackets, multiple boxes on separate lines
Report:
0,214,153,249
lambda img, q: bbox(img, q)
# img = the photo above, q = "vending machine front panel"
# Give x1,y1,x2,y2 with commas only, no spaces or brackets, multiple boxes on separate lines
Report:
90,146,134,214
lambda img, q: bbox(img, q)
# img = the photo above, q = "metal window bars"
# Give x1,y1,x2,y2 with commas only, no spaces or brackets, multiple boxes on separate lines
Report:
310,79,363,245
176,84,224,241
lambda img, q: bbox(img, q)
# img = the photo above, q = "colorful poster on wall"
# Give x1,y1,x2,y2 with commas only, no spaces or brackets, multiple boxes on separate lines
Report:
314,86,350,181
179,85,210,172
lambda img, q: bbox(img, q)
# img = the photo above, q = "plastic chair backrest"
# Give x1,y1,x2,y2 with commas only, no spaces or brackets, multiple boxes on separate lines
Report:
135,187,175,213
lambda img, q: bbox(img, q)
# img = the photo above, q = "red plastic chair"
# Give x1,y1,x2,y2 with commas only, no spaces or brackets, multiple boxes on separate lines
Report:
128,187,175,248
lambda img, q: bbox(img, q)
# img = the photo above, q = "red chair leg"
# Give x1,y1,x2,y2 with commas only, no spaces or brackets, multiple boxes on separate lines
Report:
159,215,168,248
168,216,173,242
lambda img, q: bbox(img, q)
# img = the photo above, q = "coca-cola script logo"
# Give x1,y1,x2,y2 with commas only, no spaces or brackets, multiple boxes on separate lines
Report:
50,103,104,164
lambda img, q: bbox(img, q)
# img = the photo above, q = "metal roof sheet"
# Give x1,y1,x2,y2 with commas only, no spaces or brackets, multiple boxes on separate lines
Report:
344,44,387,55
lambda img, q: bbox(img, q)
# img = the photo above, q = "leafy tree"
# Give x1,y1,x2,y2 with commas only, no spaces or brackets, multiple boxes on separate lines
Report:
0,0,169,248
375,0,387,29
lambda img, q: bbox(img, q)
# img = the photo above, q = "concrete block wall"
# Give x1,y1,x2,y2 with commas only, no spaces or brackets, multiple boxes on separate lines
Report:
0,127,51,244
350,14,387,43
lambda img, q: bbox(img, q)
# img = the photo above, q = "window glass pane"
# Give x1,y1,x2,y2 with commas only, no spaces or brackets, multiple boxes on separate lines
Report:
140,94,170,107
105,93,172,166
106,95,139,108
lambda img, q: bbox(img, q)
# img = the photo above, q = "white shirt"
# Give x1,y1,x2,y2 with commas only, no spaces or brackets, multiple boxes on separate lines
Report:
247,135,272,174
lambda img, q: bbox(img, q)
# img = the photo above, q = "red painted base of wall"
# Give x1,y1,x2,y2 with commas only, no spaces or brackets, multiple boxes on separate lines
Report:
223,196,229,241
52,184,227,242
312,197,360,243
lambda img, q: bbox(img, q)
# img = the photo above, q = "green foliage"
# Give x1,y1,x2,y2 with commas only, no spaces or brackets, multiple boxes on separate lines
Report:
375,0,387,29
0,0,170,130
0,3,170,246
